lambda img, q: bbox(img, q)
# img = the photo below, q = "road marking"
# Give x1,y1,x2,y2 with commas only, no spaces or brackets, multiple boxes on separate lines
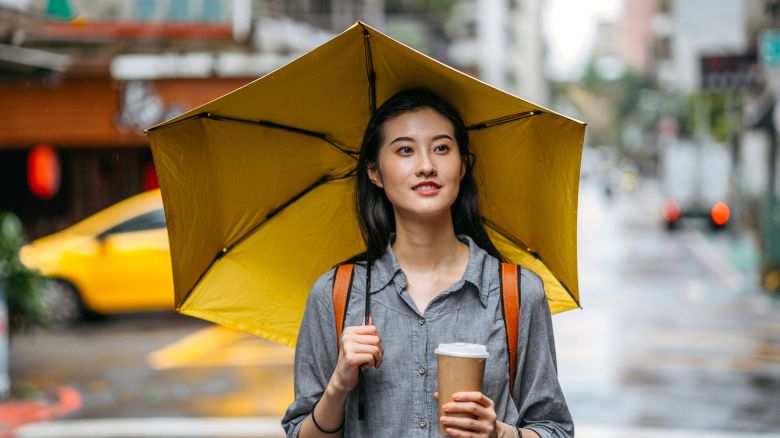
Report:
14,419,780,438
639,178,745,291
682,228,742,291
148,325,294,369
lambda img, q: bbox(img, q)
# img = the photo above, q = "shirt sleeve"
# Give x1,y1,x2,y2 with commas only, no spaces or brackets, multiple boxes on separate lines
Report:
281,268,340,438
512,268,574,438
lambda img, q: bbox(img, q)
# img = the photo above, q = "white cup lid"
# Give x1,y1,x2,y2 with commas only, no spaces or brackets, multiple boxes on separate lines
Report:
434,342,489,358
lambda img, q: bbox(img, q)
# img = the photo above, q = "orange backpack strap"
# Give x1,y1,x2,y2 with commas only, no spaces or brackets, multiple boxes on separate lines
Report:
500,262,521,393
333,264,355,354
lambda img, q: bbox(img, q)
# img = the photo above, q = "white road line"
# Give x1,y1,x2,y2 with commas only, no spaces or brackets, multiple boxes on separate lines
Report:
681,228,742,291
640,178,744,291
14,419,779,438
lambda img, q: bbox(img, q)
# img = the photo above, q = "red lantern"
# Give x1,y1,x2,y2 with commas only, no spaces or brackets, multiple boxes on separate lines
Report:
143,162,159,191
27,145,61,200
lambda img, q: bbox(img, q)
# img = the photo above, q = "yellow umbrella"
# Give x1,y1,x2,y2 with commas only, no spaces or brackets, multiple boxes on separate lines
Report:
147,22,585,348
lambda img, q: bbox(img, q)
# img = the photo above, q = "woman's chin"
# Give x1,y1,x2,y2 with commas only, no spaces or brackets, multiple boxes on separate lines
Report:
393,204,455,222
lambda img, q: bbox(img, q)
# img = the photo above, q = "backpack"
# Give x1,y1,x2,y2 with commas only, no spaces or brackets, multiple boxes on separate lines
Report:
331,262,522,393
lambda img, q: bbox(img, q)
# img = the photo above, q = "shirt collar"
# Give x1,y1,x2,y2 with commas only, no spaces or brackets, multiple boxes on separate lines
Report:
366,234,490,307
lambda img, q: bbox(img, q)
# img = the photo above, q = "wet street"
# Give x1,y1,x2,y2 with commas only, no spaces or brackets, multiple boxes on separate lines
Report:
556,179,780,433
9,178,780,435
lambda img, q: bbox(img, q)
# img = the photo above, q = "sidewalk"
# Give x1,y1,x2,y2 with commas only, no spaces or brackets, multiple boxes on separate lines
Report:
12,417,780,438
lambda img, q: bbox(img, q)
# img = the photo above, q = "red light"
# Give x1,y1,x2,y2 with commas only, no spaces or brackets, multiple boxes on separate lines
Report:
143,162,159,191
711,202,730,226
662,199,681,222
27,145,61,200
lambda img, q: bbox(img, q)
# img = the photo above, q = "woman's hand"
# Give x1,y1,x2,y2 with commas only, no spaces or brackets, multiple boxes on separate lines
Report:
439,391,498,438
327,319,383,396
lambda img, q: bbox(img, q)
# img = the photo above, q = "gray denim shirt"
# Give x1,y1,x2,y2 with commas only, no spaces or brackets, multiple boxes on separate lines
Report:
282,235,573,438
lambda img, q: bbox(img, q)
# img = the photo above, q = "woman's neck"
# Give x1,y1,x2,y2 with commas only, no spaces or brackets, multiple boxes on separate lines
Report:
390,212,468,275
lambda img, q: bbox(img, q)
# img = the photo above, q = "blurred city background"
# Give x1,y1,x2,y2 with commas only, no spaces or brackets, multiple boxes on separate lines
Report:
1,0,779,437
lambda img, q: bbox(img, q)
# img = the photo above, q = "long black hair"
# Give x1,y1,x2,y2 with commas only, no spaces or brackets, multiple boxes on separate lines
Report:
349,88,504,421
354,87,503,263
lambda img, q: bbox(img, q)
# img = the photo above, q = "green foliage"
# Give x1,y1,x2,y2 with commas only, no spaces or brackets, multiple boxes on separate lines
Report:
677,91,737,143
385,0,458,14
578,58,649,150
0,212,44,333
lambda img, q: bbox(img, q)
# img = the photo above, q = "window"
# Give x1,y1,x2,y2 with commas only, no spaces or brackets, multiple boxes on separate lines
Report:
104,209,166,235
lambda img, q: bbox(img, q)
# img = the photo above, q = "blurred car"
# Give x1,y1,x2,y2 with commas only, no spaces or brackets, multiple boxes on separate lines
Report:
20,189,174,325
659,139,732,231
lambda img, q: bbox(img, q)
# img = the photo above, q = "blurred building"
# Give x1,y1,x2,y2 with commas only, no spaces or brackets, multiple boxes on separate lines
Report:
0,0,382,238
447,0,548,107
651,0,747,92
618,0,656,75
648,0,780,289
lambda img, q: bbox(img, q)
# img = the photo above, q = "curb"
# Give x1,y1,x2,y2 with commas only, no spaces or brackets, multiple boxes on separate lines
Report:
0,387,82,438
15,417,284,438
13,418,780,438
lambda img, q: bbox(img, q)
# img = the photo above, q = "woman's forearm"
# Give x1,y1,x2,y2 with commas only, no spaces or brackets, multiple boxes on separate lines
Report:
297,379,349,438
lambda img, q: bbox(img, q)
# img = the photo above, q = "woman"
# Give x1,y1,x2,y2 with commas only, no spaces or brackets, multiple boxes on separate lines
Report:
282,88,573,438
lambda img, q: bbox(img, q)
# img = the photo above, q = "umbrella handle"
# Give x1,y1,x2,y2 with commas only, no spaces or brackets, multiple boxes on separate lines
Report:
358,259,372,421
357,369,366,420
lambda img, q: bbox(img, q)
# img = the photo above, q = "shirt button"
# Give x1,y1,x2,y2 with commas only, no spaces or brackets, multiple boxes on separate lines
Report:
418,420,427,428
418,318,426,325
418,367,426,375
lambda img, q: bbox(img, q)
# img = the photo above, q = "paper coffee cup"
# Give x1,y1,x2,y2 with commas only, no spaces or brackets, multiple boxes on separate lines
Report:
435,343,489,435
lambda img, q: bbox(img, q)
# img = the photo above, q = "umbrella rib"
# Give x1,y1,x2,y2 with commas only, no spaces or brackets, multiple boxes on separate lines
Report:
180,172,357,307
483,218,538,259
361,25,377,115
147,112,358,160
467,110,541,130
483,218,580,307
221,171,356,257
205,113,359,160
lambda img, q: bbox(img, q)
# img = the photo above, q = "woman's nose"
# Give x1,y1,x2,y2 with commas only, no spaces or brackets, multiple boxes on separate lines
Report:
415,150,436,177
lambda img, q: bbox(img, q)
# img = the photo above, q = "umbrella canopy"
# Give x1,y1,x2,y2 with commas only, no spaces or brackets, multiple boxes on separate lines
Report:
147,22,585,347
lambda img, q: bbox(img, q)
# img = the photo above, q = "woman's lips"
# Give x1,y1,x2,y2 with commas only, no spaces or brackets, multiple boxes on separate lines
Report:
412,182,441,195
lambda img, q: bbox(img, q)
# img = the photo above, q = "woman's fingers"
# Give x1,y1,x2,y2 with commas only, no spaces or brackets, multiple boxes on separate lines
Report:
347,344,383,366
452,392,493,407
344,324,379,336
342,323,383,368
346,334,382,346
443,402,494,421
346,352,377,368
440,392,497,436
439,417,492,436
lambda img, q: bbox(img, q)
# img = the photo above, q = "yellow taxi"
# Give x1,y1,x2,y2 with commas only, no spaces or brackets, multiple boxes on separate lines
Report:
20,189,174,324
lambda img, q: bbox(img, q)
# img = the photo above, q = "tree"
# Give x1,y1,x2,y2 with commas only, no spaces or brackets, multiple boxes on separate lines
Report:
0,212,44,334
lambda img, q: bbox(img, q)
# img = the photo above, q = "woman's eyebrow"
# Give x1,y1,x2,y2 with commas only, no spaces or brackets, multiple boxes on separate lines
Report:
389,136,414,145
389,134,453,145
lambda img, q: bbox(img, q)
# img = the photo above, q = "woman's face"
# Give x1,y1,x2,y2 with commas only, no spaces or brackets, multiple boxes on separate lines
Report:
368,107,465,220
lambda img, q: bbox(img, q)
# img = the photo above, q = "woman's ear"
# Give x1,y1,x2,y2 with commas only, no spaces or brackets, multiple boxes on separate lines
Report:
367,163,384,188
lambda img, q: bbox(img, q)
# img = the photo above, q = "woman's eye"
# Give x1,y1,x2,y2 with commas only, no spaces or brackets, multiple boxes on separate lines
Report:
398,146,413,154
434,144,450,152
